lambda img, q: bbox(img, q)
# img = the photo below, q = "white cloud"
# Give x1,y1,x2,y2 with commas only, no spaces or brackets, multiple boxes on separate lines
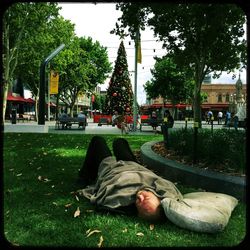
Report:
59,3,246,104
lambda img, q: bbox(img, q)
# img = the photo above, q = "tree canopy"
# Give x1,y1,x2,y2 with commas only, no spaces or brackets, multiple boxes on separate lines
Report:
2,2,112,121
113,3,246,126
53,36,112,116
2,2,62,120
145,55,194,105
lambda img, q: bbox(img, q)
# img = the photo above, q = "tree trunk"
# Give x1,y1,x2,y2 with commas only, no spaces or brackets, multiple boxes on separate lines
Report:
193,80,202,128
35,90,39,122
2,81,9,123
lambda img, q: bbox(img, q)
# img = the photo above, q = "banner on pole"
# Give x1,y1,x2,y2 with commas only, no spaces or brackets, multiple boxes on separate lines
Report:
50,70,59,94
137,32,142,64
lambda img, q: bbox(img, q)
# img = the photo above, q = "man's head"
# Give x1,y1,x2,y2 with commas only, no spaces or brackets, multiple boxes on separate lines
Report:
135,190,164,222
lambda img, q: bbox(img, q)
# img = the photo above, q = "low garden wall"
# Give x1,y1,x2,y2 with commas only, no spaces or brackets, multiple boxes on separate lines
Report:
140,141,246,201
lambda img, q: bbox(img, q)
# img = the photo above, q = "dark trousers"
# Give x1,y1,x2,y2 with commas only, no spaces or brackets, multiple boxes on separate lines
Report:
78,136,137,186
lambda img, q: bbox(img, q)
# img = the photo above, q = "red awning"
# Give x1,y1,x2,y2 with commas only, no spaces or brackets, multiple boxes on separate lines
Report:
7,94,26,102
25,98,35,103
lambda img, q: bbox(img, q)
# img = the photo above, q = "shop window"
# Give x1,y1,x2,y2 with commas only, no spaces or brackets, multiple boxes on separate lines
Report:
218,94,222,102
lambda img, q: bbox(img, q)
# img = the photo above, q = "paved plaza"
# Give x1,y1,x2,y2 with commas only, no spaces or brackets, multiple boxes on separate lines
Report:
3,118,236,134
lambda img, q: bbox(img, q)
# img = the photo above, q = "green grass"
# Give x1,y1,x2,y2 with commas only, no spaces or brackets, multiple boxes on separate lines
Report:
3,133,246,247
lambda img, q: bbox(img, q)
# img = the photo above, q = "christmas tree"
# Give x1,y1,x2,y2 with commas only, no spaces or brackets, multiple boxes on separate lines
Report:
104,41,133,115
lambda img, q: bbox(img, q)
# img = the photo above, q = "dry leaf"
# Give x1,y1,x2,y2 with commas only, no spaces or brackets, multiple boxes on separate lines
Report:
38,176,50,182
86,209,94,213
52,202,58,206
86,230,101,237
136,232,144,237
65,203,72,208
97,235,104,248
149,224,154,230
75,195,79,201
74,207,80,218
16,173,22,177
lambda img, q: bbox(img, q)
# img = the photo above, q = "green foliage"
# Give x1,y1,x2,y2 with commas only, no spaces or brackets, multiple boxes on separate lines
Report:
3,133,245,247
144,55,194,104
104,41,133,115
2,2,64,119
114,3,246,125
53,36,111,116
168,128,246,173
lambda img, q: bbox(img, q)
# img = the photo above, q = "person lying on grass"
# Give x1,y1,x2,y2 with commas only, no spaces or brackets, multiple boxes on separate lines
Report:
77,136,182,222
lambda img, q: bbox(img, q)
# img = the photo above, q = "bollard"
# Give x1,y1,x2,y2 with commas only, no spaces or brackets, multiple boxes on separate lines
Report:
161,124,169,148
193,121,199,165
211,116,214,134
11,109,17,124
185,117,188,131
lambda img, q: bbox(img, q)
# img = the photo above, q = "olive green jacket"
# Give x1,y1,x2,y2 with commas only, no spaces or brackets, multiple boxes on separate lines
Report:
78,156,182,210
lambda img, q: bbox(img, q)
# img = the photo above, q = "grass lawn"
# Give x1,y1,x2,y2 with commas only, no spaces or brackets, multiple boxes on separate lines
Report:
3,133,246,247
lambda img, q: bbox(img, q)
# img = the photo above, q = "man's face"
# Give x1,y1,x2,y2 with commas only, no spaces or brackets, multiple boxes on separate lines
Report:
135,190,162,221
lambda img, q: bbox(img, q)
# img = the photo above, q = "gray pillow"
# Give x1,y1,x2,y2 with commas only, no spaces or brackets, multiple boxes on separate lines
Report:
161,192,238,233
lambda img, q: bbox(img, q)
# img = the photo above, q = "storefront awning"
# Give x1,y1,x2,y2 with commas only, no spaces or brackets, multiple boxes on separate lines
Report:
7,94,26,102
7,93,35,103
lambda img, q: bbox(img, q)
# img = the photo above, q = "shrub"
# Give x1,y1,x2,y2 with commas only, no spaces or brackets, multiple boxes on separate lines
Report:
168,128,246,174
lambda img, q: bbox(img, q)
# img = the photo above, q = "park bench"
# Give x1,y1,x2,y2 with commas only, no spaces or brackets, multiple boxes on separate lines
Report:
98,117,111,126
17,114,31,122
139,117,163,131
55,116,87,130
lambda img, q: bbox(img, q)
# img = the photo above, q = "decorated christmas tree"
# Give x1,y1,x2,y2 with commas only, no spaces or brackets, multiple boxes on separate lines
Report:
104,41,133,115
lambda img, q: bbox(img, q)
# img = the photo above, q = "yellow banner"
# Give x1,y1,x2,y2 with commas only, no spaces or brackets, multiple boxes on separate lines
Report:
137,38,142,64
50,71,59,94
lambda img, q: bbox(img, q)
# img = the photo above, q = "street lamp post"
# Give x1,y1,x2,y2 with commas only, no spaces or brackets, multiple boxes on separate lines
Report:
38,44,65,125
132,30,140,131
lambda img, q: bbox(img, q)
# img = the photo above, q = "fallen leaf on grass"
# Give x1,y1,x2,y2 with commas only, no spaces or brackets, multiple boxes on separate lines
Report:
75,195,79,201
74,207,80,218
16,173,22,177
64,203,72,208
136,232,144,237
85,209,94,213
86,229,101,237
38,176,51,182
149,224,154,230
97,235,104,248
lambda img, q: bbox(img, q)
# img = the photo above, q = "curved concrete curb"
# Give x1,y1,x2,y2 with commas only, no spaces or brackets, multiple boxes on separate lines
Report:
141,141,246,201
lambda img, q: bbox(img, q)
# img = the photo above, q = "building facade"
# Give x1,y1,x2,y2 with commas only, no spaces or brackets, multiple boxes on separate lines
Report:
143,76,247,120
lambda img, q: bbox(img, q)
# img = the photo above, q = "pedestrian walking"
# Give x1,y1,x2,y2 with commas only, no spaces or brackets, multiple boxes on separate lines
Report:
217,111,223,125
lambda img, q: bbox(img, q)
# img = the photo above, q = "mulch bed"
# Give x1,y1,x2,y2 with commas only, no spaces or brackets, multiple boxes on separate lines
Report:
134,142,245,177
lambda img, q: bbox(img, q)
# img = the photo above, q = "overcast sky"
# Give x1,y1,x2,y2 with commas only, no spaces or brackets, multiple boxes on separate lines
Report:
58,2,246,105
